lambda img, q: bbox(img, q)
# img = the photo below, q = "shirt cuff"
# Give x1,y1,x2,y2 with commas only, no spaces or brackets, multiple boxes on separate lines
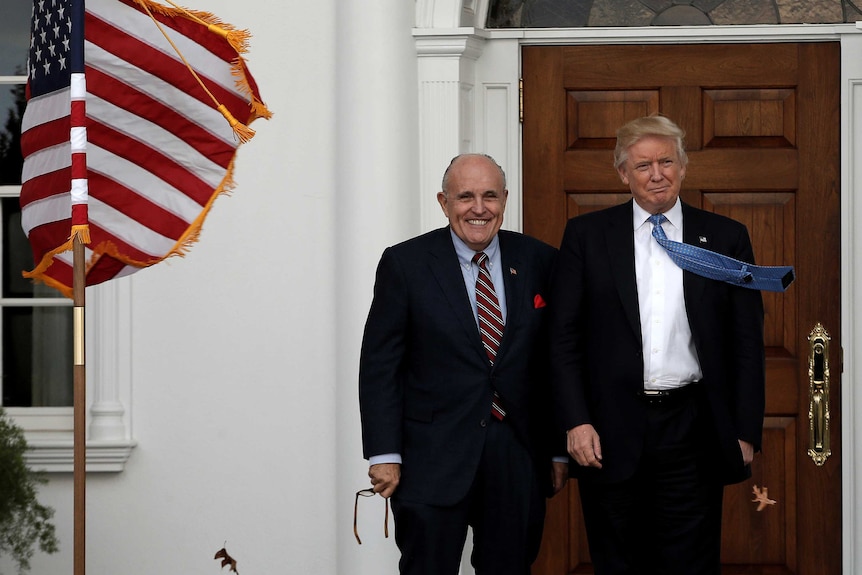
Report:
369,453,402,466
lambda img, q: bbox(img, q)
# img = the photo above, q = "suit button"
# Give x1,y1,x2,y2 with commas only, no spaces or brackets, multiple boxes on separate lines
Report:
480,419,487,428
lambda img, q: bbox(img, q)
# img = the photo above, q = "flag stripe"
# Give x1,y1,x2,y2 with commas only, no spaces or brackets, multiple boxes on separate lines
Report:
85,6,252,118
86,90,230,188
89,0,240,74
87,170,196,239
20,88,71,134
87,196,176,259
88,122,219,207
21,139,71,185
86,67,236,166
84,43,237,148
83,43,242,148
108,0,242,63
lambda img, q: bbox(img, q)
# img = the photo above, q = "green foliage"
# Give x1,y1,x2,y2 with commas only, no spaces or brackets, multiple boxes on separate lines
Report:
0,407,58,573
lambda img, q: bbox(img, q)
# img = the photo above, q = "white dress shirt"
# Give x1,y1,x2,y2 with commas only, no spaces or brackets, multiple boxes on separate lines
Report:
633,199,702,391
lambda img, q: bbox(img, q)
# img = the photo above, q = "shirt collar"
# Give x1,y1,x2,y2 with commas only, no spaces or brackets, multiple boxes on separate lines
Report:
632,198,683,231
450,229,500,268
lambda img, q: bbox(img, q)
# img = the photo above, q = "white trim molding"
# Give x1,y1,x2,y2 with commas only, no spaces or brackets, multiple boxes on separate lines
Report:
843,29,862,575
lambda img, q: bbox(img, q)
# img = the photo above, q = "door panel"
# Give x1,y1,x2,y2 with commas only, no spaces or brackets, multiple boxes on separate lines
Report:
523,43,840,575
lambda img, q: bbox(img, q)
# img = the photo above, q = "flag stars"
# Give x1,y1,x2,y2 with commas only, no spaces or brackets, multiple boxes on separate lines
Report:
48,42,56,57
53,23,60,38
43,60,51,75
58,55,66,70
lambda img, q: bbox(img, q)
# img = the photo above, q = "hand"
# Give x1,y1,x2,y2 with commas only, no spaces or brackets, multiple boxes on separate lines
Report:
738,439,755,466
369,463,401,498
550,460,569,495
567,424,603,469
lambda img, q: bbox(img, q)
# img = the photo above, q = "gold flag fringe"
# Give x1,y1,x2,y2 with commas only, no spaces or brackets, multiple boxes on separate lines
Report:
232,57,272,123
131,0,250,53
22,225,91,298
70,224,91,245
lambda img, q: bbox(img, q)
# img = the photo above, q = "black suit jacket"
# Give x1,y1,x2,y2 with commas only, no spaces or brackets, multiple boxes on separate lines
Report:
549,200,765,485
359,227,558,506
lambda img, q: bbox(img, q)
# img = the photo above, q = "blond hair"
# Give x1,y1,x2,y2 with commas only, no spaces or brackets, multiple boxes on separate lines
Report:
613,115,688,170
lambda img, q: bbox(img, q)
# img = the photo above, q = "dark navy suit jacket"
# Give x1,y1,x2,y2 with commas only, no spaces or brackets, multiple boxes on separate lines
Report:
549,200,765,485
359,227,558,505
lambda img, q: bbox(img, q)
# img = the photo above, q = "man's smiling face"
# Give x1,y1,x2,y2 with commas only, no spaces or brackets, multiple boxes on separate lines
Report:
437,155,508,252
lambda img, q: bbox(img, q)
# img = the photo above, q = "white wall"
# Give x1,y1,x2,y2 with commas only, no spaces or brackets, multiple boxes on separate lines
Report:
4,1,420,574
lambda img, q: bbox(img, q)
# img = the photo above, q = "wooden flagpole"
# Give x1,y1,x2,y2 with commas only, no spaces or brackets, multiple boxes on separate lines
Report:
73,236,86,575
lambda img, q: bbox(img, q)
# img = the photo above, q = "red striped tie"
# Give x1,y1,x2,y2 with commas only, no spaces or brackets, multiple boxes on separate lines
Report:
473,252,506,420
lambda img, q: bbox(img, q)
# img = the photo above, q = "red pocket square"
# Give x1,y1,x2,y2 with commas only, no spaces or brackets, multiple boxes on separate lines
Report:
534,294,547,309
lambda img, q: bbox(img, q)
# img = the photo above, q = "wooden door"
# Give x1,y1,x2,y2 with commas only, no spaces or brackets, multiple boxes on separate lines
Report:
523,43,841,575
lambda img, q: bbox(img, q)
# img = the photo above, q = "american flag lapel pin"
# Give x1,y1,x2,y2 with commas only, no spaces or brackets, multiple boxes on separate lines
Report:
510,267,517,275
699,236,708,244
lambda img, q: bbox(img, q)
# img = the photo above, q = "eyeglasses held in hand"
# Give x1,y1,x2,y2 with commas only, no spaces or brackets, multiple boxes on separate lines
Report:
354,488,390,545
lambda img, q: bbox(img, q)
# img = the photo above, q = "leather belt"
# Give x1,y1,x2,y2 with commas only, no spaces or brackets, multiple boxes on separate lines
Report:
638,383,699,404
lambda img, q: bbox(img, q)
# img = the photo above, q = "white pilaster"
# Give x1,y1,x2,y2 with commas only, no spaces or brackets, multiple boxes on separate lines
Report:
87,280,131,444
415,31,485,232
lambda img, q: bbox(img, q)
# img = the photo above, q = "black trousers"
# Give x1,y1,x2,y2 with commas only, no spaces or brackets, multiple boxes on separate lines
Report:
579,389,724,575
391,418,546,575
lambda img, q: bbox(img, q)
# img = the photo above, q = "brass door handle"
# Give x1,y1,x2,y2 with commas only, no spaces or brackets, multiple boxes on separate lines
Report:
807,323,831,466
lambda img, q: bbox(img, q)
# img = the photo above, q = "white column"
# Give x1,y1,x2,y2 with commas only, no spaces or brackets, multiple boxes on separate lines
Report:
412,20,487,575
335,2,419,574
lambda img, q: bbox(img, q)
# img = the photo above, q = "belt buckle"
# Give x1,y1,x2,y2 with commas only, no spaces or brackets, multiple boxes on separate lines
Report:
640,388,670,403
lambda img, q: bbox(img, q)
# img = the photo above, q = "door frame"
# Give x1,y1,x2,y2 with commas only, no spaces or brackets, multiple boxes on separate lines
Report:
413,11,862,574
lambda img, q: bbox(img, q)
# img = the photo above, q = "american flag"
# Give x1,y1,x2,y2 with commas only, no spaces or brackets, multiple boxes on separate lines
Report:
20,0,269,297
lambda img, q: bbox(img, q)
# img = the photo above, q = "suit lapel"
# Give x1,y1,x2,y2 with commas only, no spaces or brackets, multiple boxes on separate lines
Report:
606,201,642,342
680,203,709,305
498,232,523,361
426,228,488,363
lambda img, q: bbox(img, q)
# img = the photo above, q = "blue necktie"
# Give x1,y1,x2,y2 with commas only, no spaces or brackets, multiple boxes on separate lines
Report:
648,214,794,292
